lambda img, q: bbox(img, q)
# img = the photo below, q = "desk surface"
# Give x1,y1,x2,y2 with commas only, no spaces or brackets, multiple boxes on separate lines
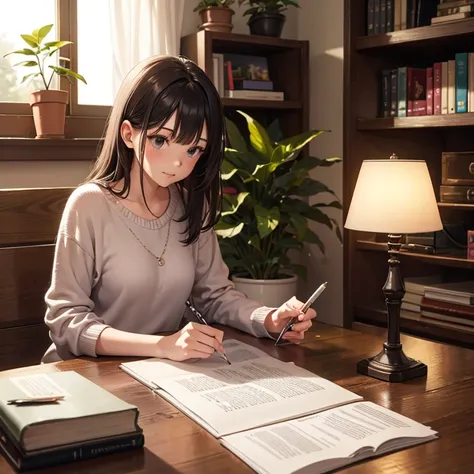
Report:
1,322,473,473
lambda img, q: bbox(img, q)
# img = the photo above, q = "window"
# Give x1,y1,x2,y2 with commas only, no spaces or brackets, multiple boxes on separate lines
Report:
0,0,58,112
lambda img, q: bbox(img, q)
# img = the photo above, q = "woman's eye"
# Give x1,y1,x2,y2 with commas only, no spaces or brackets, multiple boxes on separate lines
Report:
187,147,204,158
150,136,168,149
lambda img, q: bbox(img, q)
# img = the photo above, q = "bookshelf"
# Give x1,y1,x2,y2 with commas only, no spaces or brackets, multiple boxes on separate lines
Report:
180,30,309,139
344,0,474,348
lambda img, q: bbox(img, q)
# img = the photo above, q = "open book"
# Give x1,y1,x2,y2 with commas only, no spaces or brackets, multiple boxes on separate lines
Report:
120,339,437,473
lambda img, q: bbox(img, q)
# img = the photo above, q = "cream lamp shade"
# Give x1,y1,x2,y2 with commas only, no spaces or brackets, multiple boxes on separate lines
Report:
344,159,443,234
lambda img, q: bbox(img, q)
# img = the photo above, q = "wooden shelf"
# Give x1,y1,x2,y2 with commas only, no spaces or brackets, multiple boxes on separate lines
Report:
357,113,474,130
354,306,474,348
356,240,473,270
438,202,474,210
356,17,474,51
221,98,301,109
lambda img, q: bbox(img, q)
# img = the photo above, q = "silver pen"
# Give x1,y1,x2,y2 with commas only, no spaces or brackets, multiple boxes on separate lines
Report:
275,282,328,345
185,300,231,364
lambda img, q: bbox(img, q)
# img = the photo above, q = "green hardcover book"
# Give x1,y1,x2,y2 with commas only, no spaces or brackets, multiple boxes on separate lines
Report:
0,371,142,456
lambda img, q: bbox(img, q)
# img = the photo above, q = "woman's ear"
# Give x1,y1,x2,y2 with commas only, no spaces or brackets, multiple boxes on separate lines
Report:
120,120,135,149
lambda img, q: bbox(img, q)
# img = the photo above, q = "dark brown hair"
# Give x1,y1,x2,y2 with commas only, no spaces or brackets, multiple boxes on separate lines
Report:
86,55,224,245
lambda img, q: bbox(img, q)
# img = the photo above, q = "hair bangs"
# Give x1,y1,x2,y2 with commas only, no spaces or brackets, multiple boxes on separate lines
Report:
146,79,209,146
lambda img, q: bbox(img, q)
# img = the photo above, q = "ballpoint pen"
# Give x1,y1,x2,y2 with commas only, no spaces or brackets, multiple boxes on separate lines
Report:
7,395,65,405
275,282,328,345
185,300,231,364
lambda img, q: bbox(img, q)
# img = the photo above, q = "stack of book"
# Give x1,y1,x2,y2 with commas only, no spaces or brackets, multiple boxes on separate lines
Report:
379,52,474,117
432,0,474,25
211,53,284,101
0,371,144,471
401,276,474,334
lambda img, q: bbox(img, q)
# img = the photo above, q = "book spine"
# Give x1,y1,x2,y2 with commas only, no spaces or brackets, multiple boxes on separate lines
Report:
367,0,375,34
386,0,394,31
380,0,387,32
469,53,474,113
397,66,407,116
426,67,433,115
455,52,468,113
401,0,408,29
381,69,391,117
448,59,456,114
390,68,398,116
407,67,413,115
374,0,381,33
433,62,442,114
394,0,402,29
441,61,448,114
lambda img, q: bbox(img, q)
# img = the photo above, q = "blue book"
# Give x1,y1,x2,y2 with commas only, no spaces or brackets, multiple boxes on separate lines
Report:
455,52,468,113
397,67,407,117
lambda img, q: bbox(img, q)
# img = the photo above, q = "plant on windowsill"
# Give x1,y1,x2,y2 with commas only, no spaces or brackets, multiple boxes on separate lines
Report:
4,24,86,139
237,0,300,37
216,110,342,307
194,0,236,33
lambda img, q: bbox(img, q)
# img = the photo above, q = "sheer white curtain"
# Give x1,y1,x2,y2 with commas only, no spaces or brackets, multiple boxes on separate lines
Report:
109,0,185,97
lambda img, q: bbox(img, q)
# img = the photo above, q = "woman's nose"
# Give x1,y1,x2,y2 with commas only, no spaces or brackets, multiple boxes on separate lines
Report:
173,159,182,168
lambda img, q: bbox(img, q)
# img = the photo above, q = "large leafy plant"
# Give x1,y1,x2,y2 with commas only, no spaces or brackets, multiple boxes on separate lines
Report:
237,0,299,16
216,111,342,281
194,0,236,11
3,24,86,90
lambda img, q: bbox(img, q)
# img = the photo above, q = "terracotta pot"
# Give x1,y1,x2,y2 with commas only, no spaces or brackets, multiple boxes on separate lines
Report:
29,89,68,139
199,6,234,33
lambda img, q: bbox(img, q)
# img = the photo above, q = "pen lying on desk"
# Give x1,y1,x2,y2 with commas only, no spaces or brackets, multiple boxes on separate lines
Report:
7,395,65,405
185,300,231,364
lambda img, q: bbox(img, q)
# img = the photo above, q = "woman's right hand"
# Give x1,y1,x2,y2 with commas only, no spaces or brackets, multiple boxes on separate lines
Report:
158,322,224,362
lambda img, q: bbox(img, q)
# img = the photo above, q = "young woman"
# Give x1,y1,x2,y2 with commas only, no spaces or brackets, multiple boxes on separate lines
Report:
42,55,316,364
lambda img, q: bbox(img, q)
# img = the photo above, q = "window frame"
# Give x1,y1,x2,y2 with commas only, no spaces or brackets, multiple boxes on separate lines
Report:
0,0,109,138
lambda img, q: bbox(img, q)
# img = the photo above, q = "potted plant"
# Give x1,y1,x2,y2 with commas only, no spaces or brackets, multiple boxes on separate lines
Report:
216,111,342,307
194,0,236,33
4,24,86,139
238,0,300,37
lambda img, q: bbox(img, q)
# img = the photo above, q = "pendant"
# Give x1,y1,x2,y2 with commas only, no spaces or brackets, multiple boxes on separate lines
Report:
157,257,165,266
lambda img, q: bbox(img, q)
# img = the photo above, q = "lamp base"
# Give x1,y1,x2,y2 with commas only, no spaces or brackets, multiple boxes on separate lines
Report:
357,342,427,382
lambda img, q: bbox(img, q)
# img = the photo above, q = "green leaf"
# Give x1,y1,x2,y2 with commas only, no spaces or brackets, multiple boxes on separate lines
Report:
221,159,237,180
289,214,308,241
319,156,342,167
20,72,41,84
273,168,307,191
225,117,248,152
21,34,39,48
36,24,53,43
3,48,36,58
248,235,261,251
221,192,249,216
48,65,87,84
214,221,244,238
303,228,325,254
238,111,274,159
278,130,324,155
44,40,72,49
286,263,307,281
255,204,279,239
302,206,333,230
312,200,343,210
330,218,344,244
291,178,336,197
13,61,38,67
276,235,303,252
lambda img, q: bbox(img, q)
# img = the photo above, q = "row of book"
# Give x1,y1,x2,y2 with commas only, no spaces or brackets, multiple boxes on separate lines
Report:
401,275,474,335
211,52,284,102
379,52,474,117
366,0,474,36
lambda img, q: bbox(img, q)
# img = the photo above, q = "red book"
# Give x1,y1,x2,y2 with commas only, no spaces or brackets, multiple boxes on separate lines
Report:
407,67,427,116
426,67,433,115
433,62,442,115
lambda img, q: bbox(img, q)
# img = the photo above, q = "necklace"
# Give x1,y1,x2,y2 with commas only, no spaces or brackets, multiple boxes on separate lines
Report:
125,220,172,266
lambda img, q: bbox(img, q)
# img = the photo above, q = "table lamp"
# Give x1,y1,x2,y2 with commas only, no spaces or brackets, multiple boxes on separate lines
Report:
344,155,443,382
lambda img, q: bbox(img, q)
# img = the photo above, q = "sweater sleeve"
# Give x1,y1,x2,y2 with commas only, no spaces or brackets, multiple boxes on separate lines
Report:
44,190,109,357
191,228,275,338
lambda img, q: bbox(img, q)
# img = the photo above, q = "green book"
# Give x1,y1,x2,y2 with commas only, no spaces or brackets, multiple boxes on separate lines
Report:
0,371,142,454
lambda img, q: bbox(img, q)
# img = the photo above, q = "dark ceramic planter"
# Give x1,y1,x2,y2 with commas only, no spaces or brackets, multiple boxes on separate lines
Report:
248,12,286,37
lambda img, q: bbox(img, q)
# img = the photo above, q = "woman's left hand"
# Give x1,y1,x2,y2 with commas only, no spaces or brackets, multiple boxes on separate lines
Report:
264,296,317,343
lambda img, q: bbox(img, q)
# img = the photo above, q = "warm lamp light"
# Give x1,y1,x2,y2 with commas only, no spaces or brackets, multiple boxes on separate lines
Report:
345,155,443,382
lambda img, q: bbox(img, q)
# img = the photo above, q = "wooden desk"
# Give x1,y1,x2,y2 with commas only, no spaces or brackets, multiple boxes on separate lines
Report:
1,322,473,473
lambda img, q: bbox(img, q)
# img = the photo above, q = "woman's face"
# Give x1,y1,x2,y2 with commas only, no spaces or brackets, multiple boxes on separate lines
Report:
121,112,208,187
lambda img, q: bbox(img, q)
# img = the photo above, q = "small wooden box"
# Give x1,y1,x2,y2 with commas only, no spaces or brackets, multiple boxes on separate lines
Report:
440,185,474,203
442,151,474,186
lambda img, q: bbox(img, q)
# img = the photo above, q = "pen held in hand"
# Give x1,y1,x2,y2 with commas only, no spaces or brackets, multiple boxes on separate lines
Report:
185,300,231,364
275,282,328,346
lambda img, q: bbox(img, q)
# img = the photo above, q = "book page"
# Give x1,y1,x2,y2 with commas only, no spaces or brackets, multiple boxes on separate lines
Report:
151,356,362,437
221,401,438,474
121,339,271,389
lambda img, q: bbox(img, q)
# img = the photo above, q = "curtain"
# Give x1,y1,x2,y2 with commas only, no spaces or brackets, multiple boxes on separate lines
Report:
109,0,185,97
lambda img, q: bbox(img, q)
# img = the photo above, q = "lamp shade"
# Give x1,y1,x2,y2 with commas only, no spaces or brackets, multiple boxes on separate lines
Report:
344,159,443,234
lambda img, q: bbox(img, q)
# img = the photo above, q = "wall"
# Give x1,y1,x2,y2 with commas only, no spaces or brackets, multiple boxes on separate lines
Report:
297,0,344,326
